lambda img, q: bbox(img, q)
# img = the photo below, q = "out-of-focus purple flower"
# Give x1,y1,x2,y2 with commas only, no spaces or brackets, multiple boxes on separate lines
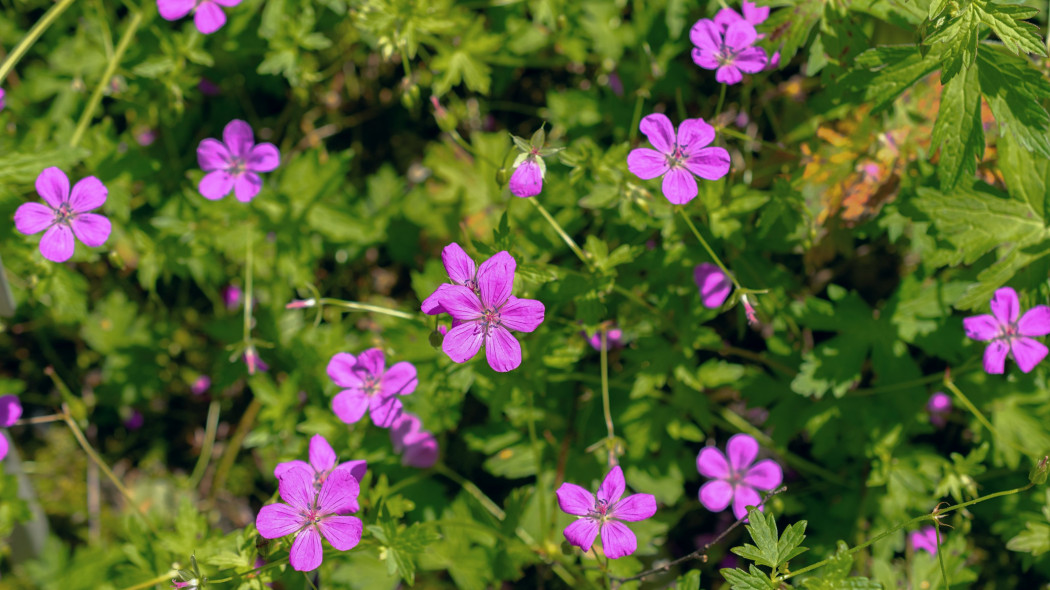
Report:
275,434,367,513
765,50,781,71
328,349,416,428
197,119,280,202
586,327,624,350
158,0,243,35
434,251,545,372
171,580,199,589
244,347,268,375
714,1,771,30
14,167,111,263
198,78,221,96
223,285,242,309
694,263,732,308
927,392,952,427
509,158,543,198
697,434,782,519
390,413,439,468
607,72,624,96
124,410,144,430
0,395,23,462
627,113,731,205
963,287,1050,374
1,88,8,111
136,129,157,146
255,466,363,572
556,465,657,559
690,20,768,85
191,375,211,395
910,526,939,555
286,298,317,309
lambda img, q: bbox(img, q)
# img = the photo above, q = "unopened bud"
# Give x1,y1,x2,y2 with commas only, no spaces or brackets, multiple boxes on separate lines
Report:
1030,455,1049,485
285,298,316,309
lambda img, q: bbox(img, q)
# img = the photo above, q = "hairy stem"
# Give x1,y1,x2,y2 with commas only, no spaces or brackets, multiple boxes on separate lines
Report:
0,0,79,83
187,399,221,491
529,198,592,271
677,208,741,290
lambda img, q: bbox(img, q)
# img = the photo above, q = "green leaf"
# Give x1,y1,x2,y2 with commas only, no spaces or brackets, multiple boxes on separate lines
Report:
1006,522,1050,556
431,18,501,95
777,521,809,565
802,540,882,589
976,1,1046,58
367,521,440,585
722,565,778,590
764,0,821,64
731,508,780,569
930,62,983,190
832,46,942,111
977,46,1050,158
924,2,978,83
998,132,1050,223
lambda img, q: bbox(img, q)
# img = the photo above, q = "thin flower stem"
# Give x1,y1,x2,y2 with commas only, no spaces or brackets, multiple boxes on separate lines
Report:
935,522,950,588
0,0,78,84
14,413,64,425
529,198,593,271
677,208,741,290
316,297,423,322
781,481,1036,581
600,328,616,467
243,228,254,341
187,399,220,491
118,571,179,590
210,398,262,501
942,376,1030,456
526,387,550,542
435,462,506,520
70,11,142,148
303,572,320,590
717,125,800,156
713,84,727,120
628,93,645,144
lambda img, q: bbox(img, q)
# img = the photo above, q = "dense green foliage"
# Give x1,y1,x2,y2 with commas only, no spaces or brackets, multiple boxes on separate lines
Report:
1,0,1050,588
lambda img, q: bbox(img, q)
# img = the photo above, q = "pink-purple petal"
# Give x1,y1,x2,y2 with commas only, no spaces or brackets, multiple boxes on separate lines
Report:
369,394,403,428
157,0,195,20
327,352,360,387
714,7,744,29
732,485,763,520
743,0,770,24
477,251,516,309
289,527,323,572
442,243,477,286
557,482,596,516
309,434,337,473
627,148,671,180
247,143,281,173
194,1,228,34
14,202,55,235
597,465,626,505
234,172,262,202
316,470,360,515
441,285,485,321
357,348,386,376
421,283,452,315
963,314,1000,341
743,459,783,490
0,395,22,427
212,0,243,6
70,213,111,248
689,19,722,54
332,390,370,424
318,515,363,551
610,493,657,522
223,119,254,158
402,435,439,468
661,167,698,205
509,159,543,198
699,480,733,512
197,138,231,171
638,113,676,154
199,170,234,200
1011,337,1047,373
485,326,522,372
983,340,1009,374
726,434,759,472
442,322,484,363
691,47,720,70
381,361,418,396
600,520,638,559
255,503,304,539
733,47,769,74
694,263,732,308
277,465,316,512
716,65,745,85
499,297,545,332
696,447,730,479
0,433,7,462
990,287,1020,325
677,119,716,152
724,21,758,51
274,459,311,480
36,167,70,208
68,176,107,212
40,223,75,263
334,459,368,483
563,518,601,552
683,147,731,180
1018,306,1050,337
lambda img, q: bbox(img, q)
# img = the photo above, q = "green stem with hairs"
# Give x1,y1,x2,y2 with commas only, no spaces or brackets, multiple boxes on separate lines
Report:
0,0,79,84
677,207,741,290
70,11,142,148
713,83,727,120
529,198,592,270
187,399,220,490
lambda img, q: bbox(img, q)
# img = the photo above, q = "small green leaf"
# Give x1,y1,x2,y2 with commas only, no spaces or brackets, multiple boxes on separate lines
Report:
930,62,983,190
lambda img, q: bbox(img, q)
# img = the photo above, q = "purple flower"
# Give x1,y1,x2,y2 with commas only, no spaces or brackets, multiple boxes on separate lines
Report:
421,242,481,316
626,113,731,205
690,20,768,85
0,395,23,462
191,375,211,395
694,263,732,308
509,158,543,198
158,0,243,35
586,327,624,350
198,78,221,96
0,88,7,111
963,287,1050,374
275,434,367,513
327,349,416,428
390,413,439,468
910,526,939,555
714,1,771,30
244,348,268,374
556,465,657,559
197,120,280,202
223,284,242,309
927,392,951,427
435,251,545,372
255,466,363,572
14,167,111,263
124,409,144,430
697,434,782,519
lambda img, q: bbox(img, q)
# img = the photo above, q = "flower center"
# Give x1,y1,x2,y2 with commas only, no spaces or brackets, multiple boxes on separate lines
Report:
55,203,75,224
666,144,688,168
228,157,247,177
999,323,1019,340
361,375,380,396
716,45,740,67
589,498,611,521
479,308,501,335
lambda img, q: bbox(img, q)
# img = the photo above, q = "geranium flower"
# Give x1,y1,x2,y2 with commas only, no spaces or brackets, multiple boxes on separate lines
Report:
910,526,939,555
197,119,280,202
437,251,545,372
14,167,111,263
714,0,770,30
963,287,1050,374
0,395,22,461
626,113,731,205
690,20,768,85
158,0,243,35
697,434,782,519
509,158,543,198
694,263,732,308
328,349,416,427
255,466,363,572
422,243,480,316
275,434,368,513
390,413,439,469
556,465,657,559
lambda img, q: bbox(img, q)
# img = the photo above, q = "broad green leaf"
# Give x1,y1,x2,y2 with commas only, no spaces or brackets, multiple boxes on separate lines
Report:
722,565,778,590
977,46,1050,158
1006,522,1050,555
930,62,983,190
924,2,979,83
731,508,780,569
976,1,1046,58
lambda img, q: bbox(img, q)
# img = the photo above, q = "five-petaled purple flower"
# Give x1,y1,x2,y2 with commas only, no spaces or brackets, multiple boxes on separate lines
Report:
328,349,416,428
0,395,22,462
158,0,243,35
910,526,939,555
14,167,111,263
694,263,732,308
690,19,768,85
697,434,782,519
963,287,1050,374
430,250,546,372
556,465,657,559
255,466,363,572
390,413,439,469
197,119,280,202
275,434,368,513
626,113,731,205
